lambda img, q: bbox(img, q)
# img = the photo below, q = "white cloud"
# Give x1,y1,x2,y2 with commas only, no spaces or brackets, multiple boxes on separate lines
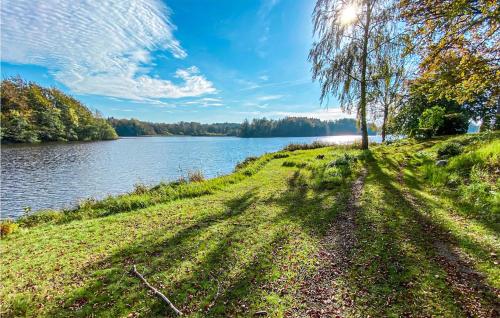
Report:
258,0,281,18
236,78,261,90
256,0,280,58
205,103,224,107
182,97,224,107
257,94,283,101
259,75,269,81
244,101,269,109
240,78,310,91
110,108,135,112
198,97,222,102
1,0,215,100
271,109,355,121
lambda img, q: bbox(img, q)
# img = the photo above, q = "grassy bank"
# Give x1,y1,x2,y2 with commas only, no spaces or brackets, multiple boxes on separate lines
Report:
1,133,498,317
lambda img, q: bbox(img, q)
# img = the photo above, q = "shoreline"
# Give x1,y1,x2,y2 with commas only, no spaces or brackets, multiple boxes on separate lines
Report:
1,133,381,145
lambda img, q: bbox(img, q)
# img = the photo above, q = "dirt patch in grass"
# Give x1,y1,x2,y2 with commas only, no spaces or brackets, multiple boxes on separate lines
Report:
293,169,367,317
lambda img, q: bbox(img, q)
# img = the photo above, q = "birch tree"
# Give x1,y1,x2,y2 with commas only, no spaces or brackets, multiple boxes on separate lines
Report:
310,0,399,149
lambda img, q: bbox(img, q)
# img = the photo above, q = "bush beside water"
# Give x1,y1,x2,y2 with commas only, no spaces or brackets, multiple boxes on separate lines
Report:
283,141,331,152
1,220,18,237
188,170,205,182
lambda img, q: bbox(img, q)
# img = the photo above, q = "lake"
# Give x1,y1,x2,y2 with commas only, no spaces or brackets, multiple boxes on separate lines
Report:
1,135,381,218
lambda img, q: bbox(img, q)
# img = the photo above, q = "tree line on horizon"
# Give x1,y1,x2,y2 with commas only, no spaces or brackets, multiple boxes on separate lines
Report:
239,117,377,137
108,117,240,137
107,116,375,138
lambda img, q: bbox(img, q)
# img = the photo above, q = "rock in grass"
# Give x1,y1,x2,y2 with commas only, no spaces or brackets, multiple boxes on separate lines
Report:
436,160,448,167
254,311,268,316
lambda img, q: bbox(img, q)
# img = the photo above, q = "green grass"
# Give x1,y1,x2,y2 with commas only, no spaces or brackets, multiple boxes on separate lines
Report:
1,133,499,317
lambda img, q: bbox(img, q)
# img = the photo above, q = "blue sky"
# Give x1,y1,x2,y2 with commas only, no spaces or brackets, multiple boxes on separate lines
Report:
1,0,351,123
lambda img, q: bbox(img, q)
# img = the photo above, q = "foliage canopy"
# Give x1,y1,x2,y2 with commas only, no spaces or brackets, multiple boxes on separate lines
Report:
1,78,117,143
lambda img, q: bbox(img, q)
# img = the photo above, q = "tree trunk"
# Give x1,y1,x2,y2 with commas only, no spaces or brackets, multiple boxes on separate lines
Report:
480,98,499,131
382,103,388,142
495,97,500,130
359,1,371,150
360,83,368,149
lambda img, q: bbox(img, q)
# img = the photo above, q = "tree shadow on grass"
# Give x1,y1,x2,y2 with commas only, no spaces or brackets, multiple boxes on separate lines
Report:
341,153,498,317
282,169,352,237
46,189,259,317
44,167,354,318
165,169,352,317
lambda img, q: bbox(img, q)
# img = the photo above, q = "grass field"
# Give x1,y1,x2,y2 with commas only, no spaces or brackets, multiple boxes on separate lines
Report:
1,133,498,317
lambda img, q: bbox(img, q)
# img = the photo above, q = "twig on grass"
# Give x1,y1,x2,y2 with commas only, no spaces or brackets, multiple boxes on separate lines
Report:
131,265,183,316
206,274,222,312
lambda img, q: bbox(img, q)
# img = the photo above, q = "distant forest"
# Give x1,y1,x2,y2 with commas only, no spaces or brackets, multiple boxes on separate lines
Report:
108,117,376,138
1,78,117,143
108,117,241,136
239,117,377,137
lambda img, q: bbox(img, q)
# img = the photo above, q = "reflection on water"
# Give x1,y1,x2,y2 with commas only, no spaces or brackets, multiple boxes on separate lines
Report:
1,135,380,218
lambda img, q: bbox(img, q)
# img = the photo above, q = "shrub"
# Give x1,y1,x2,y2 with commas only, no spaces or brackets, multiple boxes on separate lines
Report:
235,156,258,170
415,128,434,139
1,220,19,237
188,170,205,182
318,165,352,189
418,106,445,138
316,154,325,160
282,161,307,168
284,143,306,152
176,175,187,184
312,153,358,190
459,180,496,220
437,142,463,159
328,153,357,167
18,156,274,227
283,141,330,152
273,152,289,159
437,113,469,135
77,198,98,210
421,163,449,186
17,210,64,227
133,183,150,194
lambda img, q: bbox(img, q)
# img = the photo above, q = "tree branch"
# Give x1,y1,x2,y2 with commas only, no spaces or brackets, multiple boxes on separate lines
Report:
132,265,183,316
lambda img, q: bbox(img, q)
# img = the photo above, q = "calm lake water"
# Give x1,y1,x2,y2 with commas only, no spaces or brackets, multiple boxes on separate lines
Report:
1,135,381,218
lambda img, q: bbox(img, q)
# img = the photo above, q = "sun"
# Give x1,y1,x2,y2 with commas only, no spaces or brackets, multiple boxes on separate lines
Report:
340,3,359,25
